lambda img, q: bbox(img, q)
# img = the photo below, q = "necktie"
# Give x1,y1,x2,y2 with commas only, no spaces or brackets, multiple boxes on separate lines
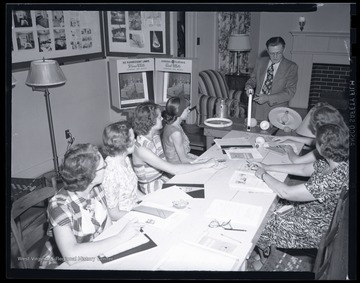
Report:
261,63,275,95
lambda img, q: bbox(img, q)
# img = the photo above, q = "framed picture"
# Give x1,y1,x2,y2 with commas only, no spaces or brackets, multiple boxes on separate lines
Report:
119,72,149,107
11,9,104,70
104,11,170,56
163,72,191,102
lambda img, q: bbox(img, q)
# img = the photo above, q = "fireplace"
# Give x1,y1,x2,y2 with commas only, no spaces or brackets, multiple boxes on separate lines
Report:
289,31,350,110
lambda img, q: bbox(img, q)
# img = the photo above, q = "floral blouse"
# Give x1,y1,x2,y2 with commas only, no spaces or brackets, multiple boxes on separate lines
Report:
256,159,349,250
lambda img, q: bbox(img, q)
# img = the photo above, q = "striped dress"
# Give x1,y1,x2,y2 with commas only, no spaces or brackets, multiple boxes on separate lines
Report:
256,159,349,250
133,134,170,194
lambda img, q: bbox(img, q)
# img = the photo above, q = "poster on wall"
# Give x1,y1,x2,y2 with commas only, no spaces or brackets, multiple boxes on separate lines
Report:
11,10,104,70
104,11,170,56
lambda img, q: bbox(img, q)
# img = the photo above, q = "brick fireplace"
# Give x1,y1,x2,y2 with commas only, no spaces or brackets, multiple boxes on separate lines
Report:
289,31,350,111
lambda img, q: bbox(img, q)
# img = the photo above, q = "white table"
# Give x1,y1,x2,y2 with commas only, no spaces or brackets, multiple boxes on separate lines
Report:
57,130,303,271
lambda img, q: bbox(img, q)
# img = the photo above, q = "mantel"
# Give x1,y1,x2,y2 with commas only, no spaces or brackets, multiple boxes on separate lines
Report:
288,30,350,109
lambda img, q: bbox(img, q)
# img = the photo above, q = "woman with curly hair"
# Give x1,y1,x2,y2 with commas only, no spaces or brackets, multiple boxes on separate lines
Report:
161,96,198,164
132,101,217,194
273,102,348,164
39,143,141,269
102,121,138,221
249,124,349,268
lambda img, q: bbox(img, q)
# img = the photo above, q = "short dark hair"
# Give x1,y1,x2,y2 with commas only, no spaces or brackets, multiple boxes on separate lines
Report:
102,121,132,156
133,101,161,136
266,37,286,48
316,124,349,162
61,143,100,192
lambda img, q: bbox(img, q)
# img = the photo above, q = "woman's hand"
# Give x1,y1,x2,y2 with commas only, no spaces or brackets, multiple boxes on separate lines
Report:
272,136,290,143
117,218,142,242
283,145,298,163
255,167,267,180
249,161,267,171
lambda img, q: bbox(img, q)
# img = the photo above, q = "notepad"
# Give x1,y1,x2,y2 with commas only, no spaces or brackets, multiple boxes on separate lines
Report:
163,183,205,198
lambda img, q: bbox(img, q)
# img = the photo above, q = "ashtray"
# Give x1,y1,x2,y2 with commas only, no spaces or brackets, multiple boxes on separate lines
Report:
172,200,189,209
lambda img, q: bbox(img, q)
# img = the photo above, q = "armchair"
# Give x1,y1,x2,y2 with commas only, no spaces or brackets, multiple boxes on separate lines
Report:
197,70,246,125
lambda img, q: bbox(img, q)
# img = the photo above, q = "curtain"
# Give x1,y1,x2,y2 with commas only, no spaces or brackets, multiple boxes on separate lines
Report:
218,12,251,74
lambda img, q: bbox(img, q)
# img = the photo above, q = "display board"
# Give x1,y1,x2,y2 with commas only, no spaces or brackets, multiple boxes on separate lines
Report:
154,58,198,124
109,57,155,110
11,9,104,70
104,11,170,56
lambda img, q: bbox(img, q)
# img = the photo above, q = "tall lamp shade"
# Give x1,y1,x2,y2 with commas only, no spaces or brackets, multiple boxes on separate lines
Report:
26,59,66,176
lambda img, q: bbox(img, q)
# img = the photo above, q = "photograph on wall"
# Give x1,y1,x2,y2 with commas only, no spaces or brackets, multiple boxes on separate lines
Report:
37,30,52,52
35,10,50,28
110,11,125,25
52,11,65,28
163,72,191,102
129,32,145,49
144,12,163,28
54,29,67,50
16,31,35,50
150,31,163,53
13,10,32,27
119,72,149,107
111,27,127,42
128,11,142,31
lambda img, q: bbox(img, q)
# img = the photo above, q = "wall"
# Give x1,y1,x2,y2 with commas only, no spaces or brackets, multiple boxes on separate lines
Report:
11,59,111,177
257,4,350,57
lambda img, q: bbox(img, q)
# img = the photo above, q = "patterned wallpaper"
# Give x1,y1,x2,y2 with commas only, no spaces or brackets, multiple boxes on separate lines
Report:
218,12,251,74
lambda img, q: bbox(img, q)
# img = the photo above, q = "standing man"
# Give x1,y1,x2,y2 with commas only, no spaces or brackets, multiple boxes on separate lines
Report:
245,36,298,121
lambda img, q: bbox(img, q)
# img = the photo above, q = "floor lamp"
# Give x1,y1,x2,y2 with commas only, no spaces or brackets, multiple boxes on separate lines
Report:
227,34,251,75
25,59,66,177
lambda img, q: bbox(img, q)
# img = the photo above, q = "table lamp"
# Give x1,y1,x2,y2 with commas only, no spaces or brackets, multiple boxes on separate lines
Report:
25,58,66,177
12,75,17,88
227,34,251,75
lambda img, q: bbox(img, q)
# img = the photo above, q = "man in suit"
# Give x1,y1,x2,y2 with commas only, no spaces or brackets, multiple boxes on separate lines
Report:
245,36,298,121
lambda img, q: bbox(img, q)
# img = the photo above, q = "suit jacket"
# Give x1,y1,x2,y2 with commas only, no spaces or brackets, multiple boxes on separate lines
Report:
245,57,298,121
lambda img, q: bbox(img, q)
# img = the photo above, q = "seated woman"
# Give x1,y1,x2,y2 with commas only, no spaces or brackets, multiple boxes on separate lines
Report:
250,123,349,265
102,121,138,222
162,96,198,164
39,143,141,268
272,102,348,164
132,101,217,194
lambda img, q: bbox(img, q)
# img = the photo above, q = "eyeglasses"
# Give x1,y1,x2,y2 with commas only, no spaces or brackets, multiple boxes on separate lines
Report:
95,160,108,172
208,219,246,232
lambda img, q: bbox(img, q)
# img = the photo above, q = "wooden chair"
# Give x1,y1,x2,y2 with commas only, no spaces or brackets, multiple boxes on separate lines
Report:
258,176,349,279
10,177,56,268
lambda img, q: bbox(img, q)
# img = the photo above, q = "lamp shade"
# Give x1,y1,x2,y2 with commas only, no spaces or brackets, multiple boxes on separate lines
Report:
26,59,66,88
227,34,251,52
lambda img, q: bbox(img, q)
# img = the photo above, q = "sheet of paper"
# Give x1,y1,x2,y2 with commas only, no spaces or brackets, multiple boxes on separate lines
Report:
155,241,241,271
127,201,189,232
143,185,193,207
169,167,217,184
205,199,263,227
229,170,273,193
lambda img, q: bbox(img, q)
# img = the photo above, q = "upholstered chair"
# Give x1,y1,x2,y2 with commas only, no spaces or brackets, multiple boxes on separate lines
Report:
197,70,247,125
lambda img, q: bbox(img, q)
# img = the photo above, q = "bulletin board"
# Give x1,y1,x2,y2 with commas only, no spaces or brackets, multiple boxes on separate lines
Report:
104,11,170,57
11,9,104,70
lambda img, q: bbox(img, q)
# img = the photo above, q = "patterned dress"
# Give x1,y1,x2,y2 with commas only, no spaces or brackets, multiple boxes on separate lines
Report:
162,123,197,164
133,134,170,194
256,159,348,250
102,156,138,212
39,185,109,269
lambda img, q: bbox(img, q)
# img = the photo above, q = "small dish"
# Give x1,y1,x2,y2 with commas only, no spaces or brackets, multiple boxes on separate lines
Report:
172,200,189,209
